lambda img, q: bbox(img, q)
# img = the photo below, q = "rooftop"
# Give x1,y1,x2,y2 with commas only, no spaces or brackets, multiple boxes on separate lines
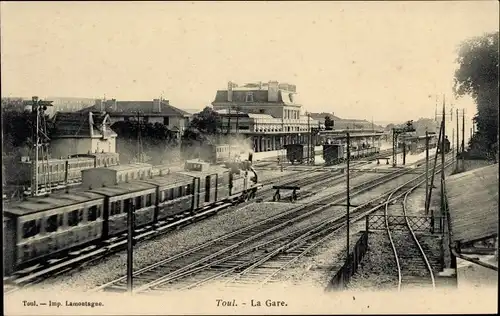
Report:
52,112,117,139
446,164,498,245
88,181,156,197
92,163,152,172
5,191,103,217
82,99,190,117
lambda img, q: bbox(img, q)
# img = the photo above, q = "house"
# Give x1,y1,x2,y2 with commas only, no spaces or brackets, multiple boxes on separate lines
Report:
82,98,191,137
50,111,117,158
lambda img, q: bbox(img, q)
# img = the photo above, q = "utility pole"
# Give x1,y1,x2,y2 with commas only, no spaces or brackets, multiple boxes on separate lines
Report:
23,96,53,197
136,111,144,163
440,98,446,222
426,121,443,215
425,130,429,213
307,112,311,164
461,109,466,170
127,203,135,294
392,121,415,167
346,132,350,260
228,105,232,161
371,116,375,148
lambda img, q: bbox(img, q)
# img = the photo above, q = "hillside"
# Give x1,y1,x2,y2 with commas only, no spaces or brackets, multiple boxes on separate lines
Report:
385,118,439,136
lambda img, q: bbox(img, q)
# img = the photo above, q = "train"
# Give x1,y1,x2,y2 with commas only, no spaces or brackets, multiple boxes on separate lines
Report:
3,152,120,196
284,144,315,164
3,158,260,276
181,143,247,164
322,143,380,165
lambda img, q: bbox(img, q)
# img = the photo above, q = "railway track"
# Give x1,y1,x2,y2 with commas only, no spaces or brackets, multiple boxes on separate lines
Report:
3,151,426,294
3,163,349,293
384,177,443,291
93,158,434,294
153,159,454,292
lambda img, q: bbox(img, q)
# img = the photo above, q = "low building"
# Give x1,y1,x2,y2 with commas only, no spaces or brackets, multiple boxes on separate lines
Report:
83,98,191,137
50,111,117,158
445,164,498,288
211,81,319,152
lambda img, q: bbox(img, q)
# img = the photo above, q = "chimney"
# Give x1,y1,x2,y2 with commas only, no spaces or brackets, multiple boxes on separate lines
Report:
268,81,279,102
105,99,117,111
153,99,161,113
227,81,233,102
95,99,103,111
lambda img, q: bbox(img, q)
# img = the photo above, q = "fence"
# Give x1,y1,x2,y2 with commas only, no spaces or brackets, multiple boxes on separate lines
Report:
366,214,443,234
327,231,368,291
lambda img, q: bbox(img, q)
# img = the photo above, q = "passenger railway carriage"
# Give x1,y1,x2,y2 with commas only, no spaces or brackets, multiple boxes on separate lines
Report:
3,159,260,275
4,152,120,196
3,191,105,270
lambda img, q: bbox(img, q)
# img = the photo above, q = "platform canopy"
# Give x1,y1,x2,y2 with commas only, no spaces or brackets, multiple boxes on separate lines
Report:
446,163,498,246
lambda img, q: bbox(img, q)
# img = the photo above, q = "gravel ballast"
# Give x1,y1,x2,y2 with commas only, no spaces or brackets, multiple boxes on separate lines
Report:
25,201,297,293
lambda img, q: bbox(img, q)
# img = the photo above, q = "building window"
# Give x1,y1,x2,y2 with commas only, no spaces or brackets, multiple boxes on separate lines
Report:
163,117,170,125
245,92,254,102
259,109,265,114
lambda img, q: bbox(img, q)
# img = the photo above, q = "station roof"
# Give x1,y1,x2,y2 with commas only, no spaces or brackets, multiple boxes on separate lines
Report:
446,164,498,245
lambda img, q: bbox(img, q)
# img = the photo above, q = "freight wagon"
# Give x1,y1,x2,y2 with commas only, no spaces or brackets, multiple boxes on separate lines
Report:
284,144,315,164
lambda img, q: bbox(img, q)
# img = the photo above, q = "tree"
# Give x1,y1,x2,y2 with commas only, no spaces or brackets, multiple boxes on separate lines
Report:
454,31,499,159
324,115,334,130
188,106,220,135
181,106,222,160
111,120,178,164
2,108,54,155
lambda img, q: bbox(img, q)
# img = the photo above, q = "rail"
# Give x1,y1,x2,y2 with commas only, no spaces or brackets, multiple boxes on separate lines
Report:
126,158,453,293
384,159,454,291
402,186,436,289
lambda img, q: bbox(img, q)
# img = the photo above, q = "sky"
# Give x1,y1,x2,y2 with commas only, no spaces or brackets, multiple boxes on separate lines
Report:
1,1,499,134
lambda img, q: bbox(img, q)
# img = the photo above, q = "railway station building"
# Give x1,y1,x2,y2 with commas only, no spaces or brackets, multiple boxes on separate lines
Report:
211,81,319,152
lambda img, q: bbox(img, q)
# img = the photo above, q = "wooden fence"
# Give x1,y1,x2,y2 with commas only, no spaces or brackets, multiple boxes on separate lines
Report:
326,231,369,291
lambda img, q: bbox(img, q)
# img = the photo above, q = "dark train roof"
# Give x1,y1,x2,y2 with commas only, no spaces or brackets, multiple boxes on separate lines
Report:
4,191,104,217
88,181,156,197
70,152,120,158
140,172,194,187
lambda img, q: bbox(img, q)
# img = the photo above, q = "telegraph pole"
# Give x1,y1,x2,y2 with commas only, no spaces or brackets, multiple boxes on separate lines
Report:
127,203,135,294
392,121,415,167
23,96,53,197
456,109,459,154
346,132,350,260
440,98,446,221
426,121,443,215
461,109,466,170
425,130,429,213
307,112,311,164
136,111,144,163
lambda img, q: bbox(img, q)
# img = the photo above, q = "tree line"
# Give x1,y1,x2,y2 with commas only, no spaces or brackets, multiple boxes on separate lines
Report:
454,31,498,160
